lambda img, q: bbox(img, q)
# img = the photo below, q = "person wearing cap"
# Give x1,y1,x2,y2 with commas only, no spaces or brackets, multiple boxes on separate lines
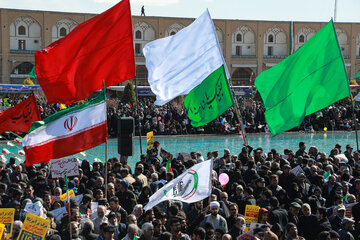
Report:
338,218,355,240
279,164,296,193
200,201,228,233
288,202,301,226
286,223,305,240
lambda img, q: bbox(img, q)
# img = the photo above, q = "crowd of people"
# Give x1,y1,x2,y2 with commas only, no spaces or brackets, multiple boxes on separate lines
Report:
1,94,360,240
0,140,358,240
1,94,358,137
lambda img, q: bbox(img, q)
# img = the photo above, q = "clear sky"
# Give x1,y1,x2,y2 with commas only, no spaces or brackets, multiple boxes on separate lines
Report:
0,0,359,23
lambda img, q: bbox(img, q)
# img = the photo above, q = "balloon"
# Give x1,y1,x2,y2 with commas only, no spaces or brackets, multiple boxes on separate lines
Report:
324,127,327,131
219,173,229,185
158,116,161,121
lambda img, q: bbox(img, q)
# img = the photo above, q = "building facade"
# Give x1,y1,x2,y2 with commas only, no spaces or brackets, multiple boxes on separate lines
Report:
1,8,360,85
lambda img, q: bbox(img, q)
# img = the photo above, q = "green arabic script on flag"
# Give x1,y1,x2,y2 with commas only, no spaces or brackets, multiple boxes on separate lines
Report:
184,65,234,127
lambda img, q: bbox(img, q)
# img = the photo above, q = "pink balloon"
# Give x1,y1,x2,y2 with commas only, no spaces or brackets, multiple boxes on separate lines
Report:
158,116,161,121
219,173,229,185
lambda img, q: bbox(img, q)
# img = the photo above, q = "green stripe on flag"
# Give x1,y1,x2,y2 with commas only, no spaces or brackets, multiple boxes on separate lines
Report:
354,71,360,79
323,170,331,182
184,65,234,127
28,90,105,133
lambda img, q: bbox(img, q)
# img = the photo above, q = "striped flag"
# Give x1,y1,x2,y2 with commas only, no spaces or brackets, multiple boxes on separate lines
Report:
80,152,87,157
94,158,104,163
14,137,23,143
22,91,107,166
6,141,15,147
323,170,331,183
290,21,295,55
0,155,8,162
2,148,10,155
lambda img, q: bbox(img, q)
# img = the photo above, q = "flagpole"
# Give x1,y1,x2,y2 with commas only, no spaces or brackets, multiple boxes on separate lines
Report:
134,78,143,154
65,176,72,239
351,98,359,151
104,140,108,200
334,0,338,22
232,94,249,146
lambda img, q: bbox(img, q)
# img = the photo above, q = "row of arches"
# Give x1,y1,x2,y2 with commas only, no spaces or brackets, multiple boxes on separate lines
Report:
8,15,356,58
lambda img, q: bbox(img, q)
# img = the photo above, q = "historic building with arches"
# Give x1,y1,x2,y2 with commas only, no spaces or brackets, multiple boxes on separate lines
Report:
1,8,360,86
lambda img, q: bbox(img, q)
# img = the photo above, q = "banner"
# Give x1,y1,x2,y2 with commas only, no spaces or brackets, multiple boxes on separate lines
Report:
50,207,67,223
17,213,50,240
50,158,79,178
0,208,14,237
147,131,154,150
244,205,260,232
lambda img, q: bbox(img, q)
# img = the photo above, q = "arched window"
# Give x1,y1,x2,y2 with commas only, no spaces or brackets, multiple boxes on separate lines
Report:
299,35,305,43
135,30,142,39
18,26,26,35
170,31,176,36
268,34,274,43
59,27,67,37
236,33,242,42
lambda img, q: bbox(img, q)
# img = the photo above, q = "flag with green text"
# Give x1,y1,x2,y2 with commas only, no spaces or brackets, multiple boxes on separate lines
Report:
255,19,350,135
184,65,234,127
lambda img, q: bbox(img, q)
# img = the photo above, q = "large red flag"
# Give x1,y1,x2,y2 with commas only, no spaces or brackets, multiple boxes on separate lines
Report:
0,95,41,134
35,0,135,105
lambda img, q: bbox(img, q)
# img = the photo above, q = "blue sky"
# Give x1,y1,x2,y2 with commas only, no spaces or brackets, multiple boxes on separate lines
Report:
1,0,359,22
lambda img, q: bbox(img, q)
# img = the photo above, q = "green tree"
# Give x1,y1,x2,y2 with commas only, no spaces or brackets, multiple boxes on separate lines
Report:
122,81,137,105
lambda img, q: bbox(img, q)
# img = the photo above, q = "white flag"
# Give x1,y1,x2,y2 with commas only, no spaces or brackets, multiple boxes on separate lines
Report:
144,160,213,211
143,10,226,106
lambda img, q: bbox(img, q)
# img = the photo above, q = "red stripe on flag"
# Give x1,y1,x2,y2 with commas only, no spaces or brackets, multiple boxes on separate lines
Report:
24,123,107,166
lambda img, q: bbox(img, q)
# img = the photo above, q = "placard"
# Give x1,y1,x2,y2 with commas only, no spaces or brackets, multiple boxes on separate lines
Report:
147,131,154,150
17,213,50,240
0,223,4,240
60,190,75,201
244,205,260,232
51,207,67,223
51,158,79,178
290,165,305,176
0,208,14,237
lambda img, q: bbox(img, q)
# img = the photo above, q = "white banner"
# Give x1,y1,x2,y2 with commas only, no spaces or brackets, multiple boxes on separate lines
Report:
51,158,79,178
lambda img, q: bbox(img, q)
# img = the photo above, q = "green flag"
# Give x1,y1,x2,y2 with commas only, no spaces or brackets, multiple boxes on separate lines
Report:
255,19,350,135
354,71,360,79
184,65,234,127
29,66,37,79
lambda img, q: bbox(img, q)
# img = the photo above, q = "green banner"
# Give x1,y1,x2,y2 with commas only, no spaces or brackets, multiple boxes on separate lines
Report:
184,65,234,127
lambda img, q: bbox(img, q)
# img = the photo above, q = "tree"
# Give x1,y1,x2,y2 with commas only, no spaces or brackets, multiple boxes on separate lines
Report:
121,81,136,105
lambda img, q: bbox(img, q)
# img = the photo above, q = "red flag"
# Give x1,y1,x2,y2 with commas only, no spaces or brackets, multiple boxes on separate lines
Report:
35,0,135,105
0,95,41,134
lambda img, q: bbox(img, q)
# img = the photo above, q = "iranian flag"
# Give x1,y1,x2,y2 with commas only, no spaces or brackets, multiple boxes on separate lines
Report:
18,150,25,156
22,92,107,166
144,10,234,127
144,160,213,211
14,137,23,143
2,148,10,155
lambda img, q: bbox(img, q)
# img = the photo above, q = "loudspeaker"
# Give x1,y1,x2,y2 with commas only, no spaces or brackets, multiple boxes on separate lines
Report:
118,117,135,156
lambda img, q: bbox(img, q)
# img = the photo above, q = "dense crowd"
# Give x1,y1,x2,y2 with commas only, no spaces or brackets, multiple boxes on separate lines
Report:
0,140,359,240
2,94,359,137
